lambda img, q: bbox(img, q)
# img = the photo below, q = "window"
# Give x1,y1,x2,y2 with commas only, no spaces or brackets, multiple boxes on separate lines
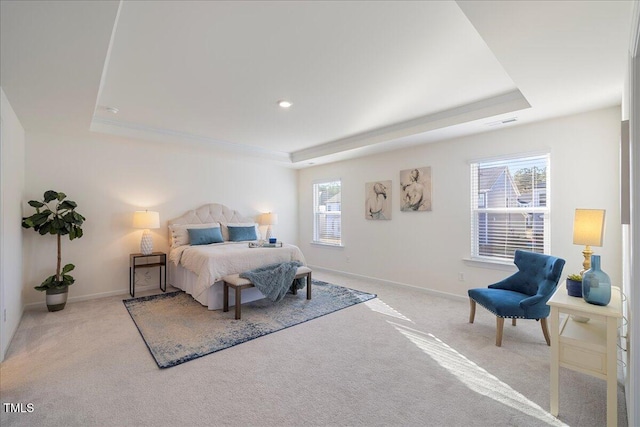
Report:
470,153,550,262
313,179,342,246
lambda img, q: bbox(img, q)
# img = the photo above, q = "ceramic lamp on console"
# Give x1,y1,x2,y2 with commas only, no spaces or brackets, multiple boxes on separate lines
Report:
133,210,160,255
572,208,605,275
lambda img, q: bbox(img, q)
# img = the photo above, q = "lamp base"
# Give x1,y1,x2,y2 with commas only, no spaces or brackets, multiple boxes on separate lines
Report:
265,225,273,240
141,229,153,255
580,245,593,275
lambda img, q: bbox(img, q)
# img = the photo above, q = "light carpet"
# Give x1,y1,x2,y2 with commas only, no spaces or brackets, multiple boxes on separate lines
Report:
123,280,376,368
1,270,627,426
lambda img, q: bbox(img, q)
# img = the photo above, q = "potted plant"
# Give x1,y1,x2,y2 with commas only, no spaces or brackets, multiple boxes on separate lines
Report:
22,190,85,312
566,273,583,297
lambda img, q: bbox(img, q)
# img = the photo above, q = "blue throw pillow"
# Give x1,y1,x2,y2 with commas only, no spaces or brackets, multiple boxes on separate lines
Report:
188,227,224,245
228,225,257,242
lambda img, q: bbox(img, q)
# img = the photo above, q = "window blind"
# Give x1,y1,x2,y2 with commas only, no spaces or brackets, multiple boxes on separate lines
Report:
470,154,550,261
313,180,342,245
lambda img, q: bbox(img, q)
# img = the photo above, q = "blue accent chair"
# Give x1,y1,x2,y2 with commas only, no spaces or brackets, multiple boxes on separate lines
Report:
468,250,566,347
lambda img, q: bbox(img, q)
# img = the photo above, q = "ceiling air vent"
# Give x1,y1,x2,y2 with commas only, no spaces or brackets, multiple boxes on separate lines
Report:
485,117,518,127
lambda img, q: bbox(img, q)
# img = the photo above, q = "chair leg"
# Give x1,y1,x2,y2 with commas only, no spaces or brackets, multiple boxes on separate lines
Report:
496,317,505,347
469,299,476,323
540,318,551,346
512,318,517,326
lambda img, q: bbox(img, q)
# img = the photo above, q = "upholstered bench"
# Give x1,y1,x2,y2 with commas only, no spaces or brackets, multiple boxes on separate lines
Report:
223,266,312,319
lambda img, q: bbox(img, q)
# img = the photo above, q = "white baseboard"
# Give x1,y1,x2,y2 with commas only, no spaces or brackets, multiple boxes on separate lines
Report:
23,283,167,310
308,265,467,302
22,266,468,311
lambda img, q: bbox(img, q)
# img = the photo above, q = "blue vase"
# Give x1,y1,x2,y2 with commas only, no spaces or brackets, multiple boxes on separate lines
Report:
582,255,611,306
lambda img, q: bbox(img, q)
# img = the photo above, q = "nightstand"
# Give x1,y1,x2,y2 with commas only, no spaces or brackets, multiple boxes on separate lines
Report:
129,252,167,297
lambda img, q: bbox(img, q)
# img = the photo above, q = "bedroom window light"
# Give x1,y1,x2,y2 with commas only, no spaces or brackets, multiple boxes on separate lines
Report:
313,179,342,246
470,153,550,262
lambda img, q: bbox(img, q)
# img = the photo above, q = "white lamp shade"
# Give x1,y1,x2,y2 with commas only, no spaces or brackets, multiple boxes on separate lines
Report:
133,211,160,229
573,209,605,246
261,212,278,225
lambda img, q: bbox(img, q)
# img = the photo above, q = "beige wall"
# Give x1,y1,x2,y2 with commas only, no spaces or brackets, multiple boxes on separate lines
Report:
22,130,298,305
298,107,623,298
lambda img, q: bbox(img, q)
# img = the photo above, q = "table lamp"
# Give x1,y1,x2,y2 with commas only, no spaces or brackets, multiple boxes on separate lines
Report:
572,208,605,274
133,210,160,255
261,212,278,240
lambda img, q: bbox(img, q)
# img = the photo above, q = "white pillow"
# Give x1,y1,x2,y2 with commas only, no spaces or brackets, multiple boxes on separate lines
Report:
221,222,260,241
169,222,219,248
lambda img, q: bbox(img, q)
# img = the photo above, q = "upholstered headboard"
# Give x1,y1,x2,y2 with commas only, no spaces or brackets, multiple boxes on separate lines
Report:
167,203,259,247
168,203,253,232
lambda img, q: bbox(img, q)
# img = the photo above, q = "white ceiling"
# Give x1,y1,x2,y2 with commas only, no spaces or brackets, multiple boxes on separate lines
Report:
0,1,633,168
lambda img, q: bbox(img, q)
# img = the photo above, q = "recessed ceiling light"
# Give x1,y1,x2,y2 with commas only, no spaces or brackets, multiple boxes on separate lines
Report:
277,100,292,109
105,106,119,114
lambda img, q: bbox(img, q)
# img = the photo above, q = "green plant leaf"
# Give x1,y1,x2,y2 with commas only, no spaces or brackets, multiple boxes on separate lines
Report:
37,220,49,230
28,200,45,208
62,200,77,208
31,212,51,226
43,190,58,203
52,220,62,233
56,192,67,201
62,264,75,273
34,275,57,291
59,200,77,210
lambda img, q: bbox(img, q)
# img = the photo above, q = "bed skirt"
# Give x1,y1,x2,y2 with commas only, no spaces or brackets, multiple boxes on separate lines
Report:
169,262,265,310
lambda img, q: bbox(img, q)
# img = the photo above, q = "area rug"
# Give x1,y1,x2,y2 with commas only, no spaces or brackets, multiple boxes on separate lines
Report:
123,280,376,368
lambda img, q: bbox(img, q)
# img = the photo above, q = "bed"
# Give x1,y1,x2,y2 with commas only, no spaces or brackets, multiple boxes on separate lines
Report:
168,203,306,310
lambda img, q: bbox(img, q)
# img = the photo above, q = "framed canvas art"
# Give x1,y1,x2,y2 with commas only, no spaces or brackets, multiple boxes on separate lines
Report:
400,167,431,211
365,181,391,220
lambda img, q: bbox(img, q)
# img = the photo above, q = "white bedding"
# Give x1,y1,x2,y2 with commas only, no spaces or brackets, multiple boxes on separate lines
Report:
170,241,306,307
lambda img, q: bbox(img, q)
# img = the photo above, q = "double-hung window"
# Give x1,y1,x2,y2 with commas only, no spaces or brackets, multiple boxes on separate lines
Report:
313,179,342,246
470,153,550,262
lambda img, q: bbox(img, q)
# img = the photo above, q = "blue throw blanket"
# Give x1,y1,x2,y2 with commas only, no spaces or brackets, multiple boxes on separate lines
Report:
240,261,304,302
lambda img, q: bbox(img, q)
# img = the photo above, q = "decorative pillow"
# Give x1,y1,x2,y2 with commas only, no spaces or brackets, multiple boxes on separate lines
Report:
227,225,258,242
221,222,260,241
169,222,218,248
187,227,224,245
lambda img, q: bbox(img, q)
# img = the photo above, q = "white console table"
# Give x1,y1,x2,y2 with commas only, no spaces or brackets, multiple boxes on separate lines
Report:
547,284,622,427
